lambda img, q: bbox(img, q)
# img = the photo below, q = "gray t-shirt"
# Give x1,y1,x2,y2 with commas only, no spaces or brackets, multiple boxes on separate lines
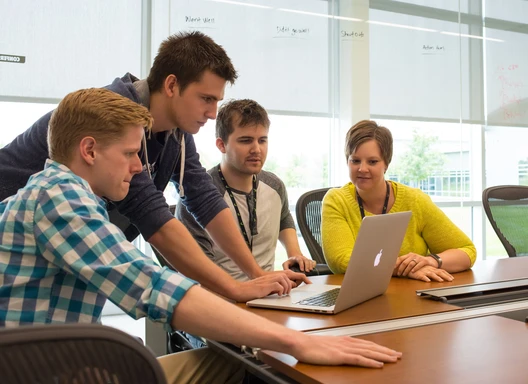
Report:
176,164,295,281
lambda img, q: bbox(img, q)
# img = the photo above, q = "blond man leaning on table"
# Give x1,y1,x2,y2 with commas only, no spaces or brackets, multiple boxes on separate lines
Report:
0,90,402,384
322,120,476,282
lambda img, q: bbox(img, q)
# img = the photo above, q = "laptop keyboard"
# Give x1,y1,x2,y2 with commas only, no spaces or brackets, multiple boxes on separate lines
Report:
297,288,341,307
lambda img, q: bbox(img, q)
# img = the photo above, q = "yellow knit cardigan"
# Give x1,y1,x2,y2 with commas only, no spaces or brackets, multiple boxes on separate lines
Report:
321,181,477,274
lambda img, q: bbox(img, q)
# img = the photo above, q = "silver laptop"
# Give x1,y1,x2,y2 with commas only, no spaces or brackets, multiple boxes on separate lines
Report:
247,211,412,314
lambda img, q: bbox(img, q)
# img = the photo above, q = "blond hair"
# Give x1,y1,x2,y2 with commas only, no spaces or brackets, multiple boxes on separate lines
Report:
48,88,153,164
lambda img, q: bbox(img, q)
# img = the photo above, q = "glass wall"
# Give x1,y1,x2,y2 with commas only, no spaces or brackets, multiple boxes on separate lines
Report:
483,0,528,257
0,0,143,100
3,0,528,336
3,0,528,260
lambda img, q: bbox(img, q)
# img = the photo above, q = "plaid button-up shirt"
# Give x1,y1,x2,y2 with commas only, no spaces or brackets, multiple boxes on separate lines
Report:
0,159,195,329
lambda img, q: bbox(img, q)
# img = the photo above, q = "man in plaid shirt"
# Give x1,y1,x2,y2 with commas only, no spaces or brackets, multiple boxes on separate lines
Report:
0,88,402,383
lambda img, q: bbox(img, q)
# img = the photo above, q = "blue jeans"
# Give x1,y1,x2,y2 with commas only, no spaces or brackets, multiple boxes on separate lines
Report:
182,331,207,349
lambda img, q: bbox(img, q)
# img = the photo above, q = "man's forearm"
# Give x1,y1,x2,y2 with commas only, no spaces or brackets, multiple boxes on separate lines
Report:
279,228,304,257
205,208,264,278
148,218,239,299
172,285,296,350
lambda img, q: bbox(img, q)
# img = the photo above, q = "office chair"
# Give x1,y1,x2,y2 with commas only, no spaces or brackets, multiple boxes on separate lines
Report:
295,187,334,275
482,185,528,257
0,323,167,384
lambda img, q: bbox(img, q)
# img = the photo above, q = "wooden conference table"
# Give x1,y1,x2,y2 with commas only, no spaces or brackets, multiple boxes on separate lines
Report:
209,257,528,384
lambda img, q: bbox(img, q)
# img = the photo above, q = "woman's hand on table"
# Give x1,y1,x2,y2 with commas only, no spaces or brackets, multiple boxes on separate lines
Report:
394,253,453,282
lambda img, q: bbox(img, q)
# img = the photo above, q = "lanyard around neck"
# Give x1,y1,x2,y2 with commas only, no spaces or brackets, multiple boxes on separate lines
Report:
217,167,258,251
356,181,390,219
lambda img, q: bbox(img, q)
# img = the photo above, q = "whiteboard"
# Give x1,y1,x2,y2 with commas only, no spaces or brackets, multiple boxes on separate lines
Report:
485,28,528,127
165,0,331,114
369,9,476,122
0,0,142,99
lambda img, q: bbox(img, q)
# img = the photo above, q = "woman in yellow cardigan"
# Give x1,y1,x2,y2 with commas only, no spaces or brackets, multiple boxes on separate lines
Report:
321,120,476,282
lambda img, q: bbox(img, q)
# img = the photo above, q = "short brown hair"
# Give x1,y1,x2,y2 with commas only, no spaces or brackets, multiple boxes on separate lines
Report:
48,88,153,164
147,31,238,94
216,99,270,142
345,120,393,165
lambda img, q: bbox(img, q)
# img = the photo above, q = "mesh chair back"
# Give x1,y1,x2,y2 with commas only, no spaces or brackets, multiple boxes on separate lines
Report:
295,188,331,264
0,323,167,384
482,185,528,257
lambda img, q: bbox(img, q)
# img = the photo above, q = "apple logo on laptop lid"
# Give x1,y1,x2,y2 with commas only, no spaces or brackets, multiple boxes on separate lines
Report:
374,249,383,267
